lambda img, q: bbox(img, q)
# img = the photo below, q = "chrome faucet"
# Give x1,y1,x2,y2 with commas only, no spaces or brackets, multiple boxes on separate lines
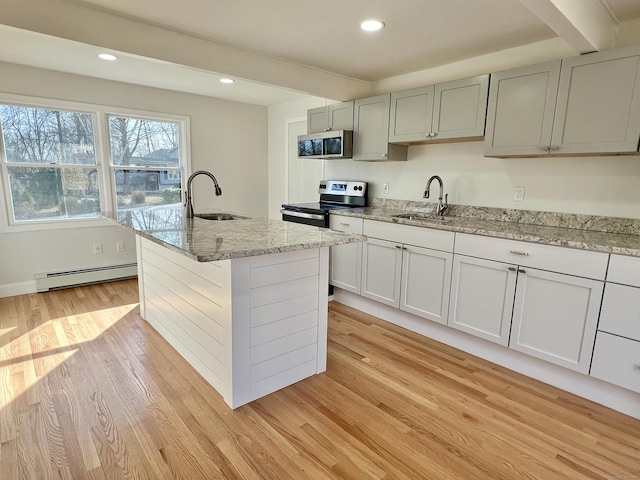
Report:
423,175,448,216
184,170,222,218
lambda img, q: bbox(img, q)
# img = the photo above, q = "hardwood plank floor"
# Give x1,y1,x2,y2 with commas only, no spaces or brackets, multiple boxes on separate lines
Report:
0,279,638,479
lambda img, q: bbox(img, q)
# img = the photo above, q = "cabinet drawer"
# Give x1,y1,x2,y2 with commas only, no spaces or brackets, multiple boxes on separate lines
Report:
330,215,363,234
608,254,640,287
364,219,454,252
590,332,640,394
600,283,640,342
454,233,608,279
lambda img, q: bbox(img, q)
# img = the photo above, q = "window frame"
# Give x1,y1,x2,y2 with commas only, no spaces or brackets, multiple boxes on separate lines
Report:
0,93,190,233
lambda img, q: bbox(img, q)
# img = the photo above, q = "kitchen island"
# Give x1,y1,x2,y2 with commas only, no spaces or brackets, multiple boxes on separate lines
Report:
103,208,365,408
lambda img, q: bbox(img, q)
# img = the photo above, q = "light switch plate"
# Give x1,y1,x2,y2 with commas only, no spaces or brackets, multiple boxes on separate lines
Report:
514,186,525,202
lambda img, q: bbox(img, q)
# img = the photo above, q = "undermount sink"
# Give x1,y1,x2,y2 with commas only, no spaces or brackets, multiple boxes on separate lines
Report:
393,213,451,222
193,213,248,221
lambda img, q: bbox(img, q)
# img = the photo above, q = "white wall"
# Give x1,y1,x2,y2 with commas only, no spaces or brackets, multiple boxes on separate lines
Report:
0,62,268,294
325,142,640,218
267,96,326,219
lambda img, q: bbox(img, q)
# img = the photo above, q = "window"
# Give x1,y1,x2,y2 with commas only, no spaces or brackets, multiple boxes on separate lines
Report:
107,115,183,210
0,104,100,222
0,95,189,230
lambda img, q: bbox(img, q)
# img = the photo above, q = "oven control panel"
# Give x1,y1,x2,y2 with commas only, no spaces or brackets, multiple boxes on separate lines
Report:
318,180,367,197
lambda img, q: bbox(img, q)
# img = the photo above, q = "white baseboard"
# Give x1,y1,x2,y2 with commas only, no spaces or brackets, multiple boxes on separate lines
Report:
0,281,37,298
334,289,640,420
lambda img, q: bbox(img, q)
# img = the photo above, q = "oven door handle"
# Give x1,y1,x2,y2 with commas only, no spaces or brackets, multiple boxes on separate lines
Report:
280,209,326,221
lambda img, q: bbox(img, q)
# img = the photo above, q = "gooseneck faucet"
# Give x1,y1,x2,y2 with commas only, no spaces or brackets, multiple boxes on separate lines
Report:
423,175,448,216
184,170,222,218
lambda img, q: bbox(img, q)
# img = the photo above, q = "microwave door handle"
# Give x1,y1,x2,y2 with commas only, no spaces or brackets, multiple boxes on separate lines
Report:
280,210,325,221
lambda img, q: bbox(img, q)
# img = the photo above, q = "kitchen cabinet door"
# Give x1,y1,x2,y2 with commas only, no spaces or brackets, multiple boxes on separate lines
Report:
328,102,354,131
353,94,407,161
484,61,561,157
388,86,435,143
361,237,402,307
551,46,640,155
510,268,603,374
307,102,354,133
400,245,452,324
432,75,489,140
448,255,517,345
590,332,640,394
329,215,363,294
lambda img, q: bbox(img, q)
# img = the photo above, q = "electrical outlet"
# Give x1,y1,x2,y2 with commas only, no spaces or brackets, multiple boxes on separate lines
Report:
93,242,103,255
116,241,125,252
514,186,525,202
383,183,390,194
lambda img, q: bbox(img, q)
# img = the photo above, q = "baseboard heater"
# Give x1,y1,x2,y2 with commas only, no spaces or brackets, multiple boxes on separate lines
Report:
35,263,138,292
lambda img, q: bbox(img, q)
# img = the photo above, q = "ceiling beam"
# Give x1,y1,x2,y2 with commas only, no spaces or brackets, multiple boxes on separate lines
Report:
0,0,370,101
518,0,616,53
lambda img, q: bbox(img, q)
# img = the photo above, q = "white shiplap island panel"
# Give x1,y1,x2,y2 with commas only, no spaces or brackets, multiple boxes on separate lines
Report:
105,207,363,408
136,234,330,409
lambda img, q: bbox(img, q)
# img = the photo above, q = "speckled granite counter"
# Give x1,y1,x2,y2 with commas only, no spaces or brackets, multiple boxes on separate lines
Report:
331,199,640,257
102,208,365,262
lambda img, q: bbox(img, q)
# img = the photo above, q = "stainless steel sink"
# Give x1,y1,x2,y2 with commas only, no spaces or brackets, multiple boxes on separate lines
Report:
193,213,248,221
392,213,451,222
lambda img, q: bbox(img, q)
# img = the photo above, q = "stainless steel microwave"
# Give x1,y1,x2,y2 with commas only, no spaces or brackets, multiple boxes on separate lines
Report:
297,130,353,159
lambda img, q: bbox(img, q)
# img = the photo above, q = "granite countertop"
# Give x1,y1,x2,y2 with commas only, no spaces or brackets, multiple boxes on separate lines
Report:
102,208,365,262
332,202,640,258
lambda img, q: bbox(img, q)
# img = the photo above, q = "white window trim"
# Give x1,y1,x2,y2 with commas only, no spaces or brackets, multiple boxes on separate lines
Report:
0,93,191,233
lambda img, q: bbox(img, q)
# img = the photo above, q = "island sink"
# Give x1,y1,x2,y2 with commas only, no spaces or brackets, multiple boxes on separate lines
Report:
193,213,248,221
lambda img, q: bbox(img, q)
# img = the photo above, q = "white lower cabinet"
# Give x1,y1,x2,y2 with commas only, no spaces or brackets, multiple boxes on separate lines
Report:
360,220,454,324
591,332,640,394
329,215,364,294
510,267,603,373
590,253,640,393
400,245,452,324
448,255,517,345
450,234,607,373
361,238,403,306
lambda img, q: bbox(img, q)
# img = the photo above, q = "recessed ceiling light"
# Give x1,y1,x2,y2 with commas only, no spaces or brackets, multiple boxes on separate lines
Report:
360,20,385,32
98,53,118,61
220,78,234,84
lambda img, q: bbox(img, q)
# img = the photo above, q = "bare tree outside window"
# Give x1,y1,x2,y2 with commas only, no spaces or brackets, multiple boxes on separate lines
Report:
0,105,100,221
108,116,182,211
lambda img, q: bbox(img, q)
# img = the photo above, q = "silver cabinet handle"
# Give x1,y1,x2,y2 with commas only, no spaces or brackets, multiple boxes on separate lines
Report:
429,132,437,137
518,268,526,274
510,250,529,256
550,146,559,150
339,222,350,226
541,146,551,151
395,245,402,249
508,267,517,272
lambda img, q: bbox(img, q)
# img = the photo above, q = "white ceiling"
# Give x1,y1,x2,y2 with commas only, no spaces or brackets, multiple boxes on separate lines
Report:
1,0,640,105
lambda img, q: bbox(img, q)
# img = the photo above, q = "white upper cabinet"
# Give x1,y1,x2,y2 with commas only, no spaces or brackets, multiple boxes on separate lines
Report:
389,86,435,143
389,75,489,144
353,94,408,161
484,61,561,157
307,101,354,133
485,44,640,157
553,48,640,155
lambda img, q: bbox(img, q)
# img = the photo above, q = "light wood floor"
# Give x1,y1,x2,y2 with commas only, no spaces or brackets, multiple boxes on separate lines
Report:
1,279,639,479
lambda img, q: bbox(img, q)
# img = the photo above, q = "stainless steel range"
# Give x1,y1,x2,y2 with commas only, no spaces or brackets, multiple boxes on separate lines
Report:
281,180,368,228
